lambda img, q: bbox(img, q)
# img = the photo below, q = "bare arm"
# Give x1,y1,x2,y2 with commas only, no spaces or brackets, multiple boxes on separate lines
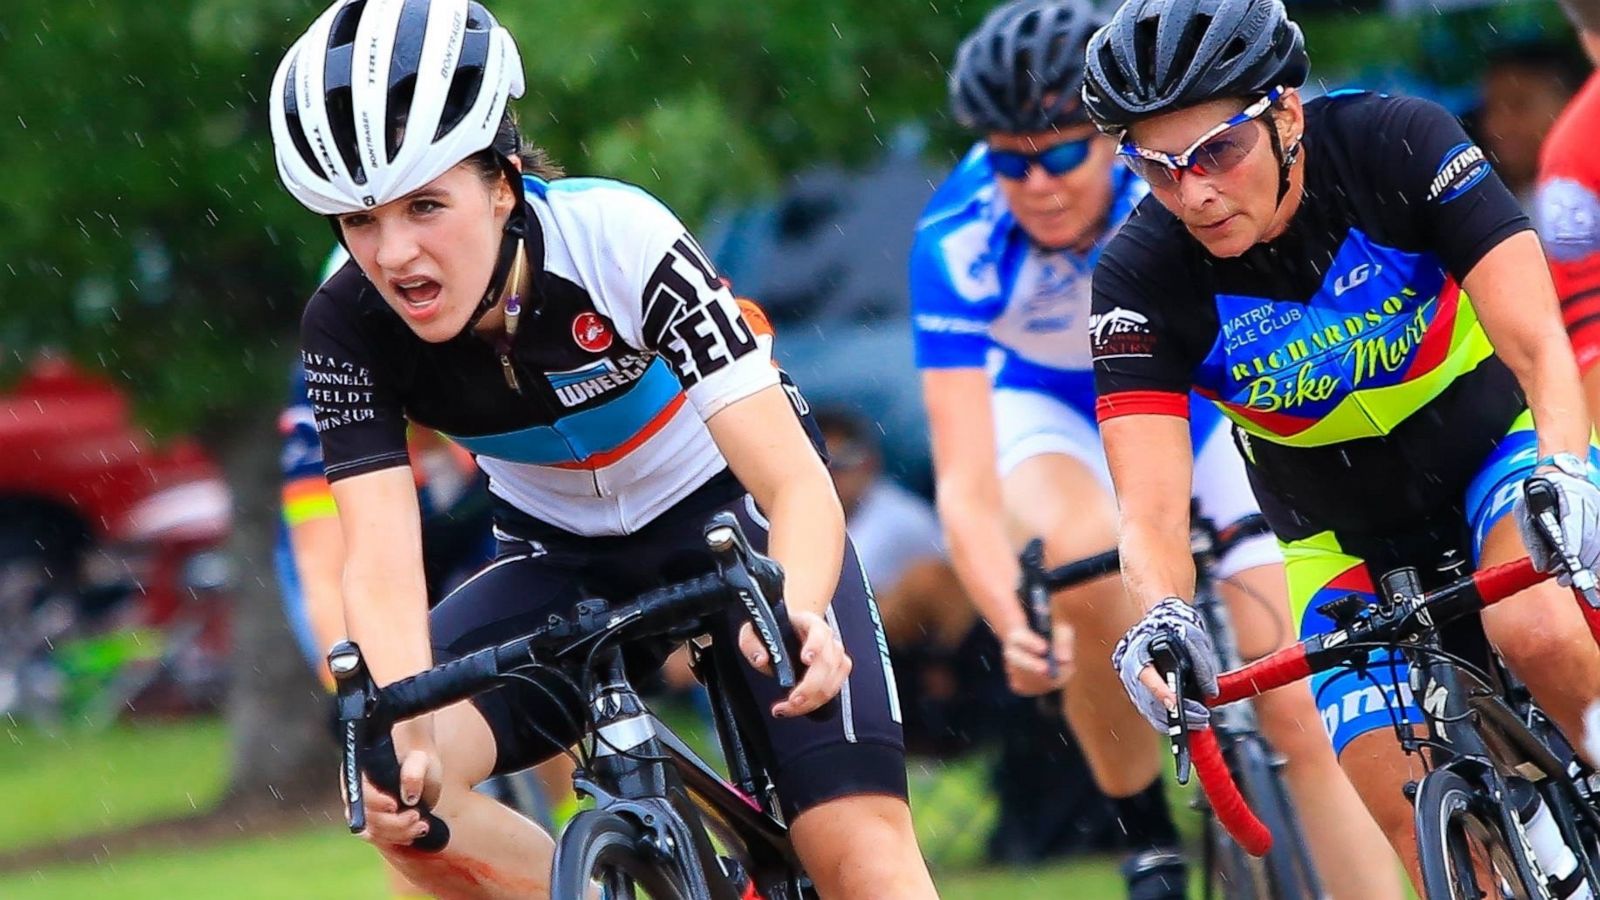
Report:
921,368,1025,635
1101,414,1199,613
328,466,430,687
286,510,348,686
707,384,844,618
1469,230,1594,457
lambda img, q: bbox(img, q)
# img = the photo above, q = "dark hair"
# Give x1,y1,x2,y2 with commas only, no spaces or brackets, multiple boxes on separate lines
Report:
814,406,878,454
1485,39,1589,96
465,109,564,183
1559,0,1600,35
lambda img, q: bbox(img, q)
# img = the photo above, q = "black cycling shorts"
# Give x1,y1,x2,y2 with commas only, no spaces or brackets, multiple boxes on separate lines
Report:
429,483,907,819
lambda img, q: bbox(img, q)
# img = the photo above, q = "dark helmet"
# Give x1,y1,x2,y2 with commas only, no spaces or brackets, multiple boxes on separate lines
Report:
949,0,1108,133
1081,0,1309,134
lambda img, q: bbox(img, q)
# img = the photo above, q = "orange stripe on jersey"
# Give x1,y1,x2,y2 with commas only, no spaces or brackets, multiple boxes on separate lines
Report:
551,393,688,471
736,298,775,340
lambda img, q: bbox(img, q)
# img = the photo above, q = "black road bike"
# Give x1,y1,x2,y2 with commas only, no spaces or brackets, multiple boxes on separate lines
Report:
1019,510,1321,900
329,512,818,899
1161,478,1600,900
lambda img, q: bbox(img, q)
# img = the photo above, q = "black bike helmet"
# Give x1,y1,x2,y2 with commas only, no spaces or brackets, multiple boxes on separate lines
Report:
1081,0,1309,135
949,0,1108,133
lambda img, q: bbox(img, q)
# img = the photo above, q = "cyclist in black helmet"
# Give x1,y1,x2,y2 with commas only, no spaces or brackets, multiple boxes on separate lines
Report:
1084,0,1600,886
916,1,1397,896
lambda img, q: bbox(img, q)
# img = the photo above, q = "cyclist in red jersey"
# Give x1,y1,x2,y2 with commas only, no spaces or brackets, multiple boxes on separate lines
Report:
1537,0,1600,418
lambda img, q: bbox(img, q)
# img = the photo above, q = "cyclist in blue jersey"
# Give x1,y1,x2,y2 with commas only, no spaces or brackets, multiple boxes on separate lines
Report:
267,2,933,897
910,2,1397,896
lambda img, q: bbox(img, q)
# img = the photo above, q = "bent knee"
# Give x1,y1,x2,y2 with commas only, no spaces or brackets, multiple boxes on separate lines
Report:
792,796,925,895
1485,587,1594,669
1253,684,1335,759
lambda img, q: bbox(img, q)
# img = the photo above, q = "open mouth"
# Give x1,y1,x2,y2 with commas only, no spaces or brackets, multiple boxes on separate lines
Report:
393,277,443,320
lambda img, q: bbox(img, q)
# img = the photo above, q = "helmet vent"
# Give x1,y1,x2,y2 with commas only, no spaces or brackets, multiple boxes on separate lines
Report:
281,60,328,180
436,63,485,140
385,74,416,161
324,85,366,185
1134,17,1161,91
329,1,366,48
1220,35,1248,65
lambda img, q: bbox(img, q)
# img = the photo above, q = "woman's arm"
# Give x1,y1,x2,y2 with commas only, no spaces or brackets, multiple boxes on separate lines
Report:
286,510,348,687
1100,414,1199,612
1468,229,1594,456
707,384,843,618
921,368,1024,635
328,466,431,687
707,384,848,717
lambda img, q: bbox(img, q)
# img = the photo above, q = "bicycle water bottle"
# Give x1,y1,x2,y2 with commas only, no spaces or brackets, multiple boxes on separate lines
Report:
1515,784,1592,899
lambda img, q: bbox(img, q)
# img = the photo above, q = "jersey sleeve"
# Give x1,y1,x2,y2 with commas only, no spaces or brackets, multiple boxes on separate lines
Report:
299,290,410,482
278,363,339,526
1090,220,1202,422
1369,95,1530,280
907,218,1000,370
586,187,779,420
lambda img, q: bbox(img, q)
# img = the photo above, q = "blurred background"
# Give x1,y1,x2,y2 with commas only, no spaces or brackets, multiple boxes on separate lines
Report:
0,0,1589,896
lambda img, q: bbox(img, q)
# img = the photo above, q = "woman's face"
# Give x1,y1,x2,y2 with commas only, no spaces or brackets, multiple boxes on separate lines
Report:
988,125,1117,249
337,161,516,343
1125,94,1304,258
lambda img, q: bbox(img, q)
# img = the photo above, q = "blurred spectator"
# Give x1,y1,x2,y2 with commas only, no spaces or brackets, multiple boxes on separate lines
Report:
816,407,968,649
1536,1,1600,419
816,405,1130,862
1475,38,1587,206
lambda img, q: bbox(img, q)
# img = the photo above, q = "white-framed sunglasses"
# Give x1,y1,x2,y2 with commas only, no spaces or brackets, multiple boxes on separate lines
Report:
1116,88,1284,188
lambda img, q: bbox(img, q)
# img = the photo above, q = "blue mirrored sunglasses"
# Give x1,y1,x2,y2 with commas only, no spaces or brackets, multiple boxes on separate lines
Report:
988,137,1095,180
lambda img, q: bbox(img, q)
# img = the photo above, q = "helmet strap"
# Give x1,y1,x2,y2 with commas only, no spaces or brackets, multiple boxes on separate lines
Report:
1264,121,1303,208
459,154,535,339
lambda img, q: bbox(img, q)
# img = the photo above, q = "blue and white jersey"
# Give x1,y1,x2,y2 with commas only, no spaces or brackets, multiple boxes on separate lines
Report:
909,144,1146,411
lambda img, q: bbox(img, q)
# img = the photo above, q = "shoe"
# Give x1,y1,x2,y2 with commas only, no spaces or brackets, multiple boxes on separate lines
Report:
1122,847,1188,900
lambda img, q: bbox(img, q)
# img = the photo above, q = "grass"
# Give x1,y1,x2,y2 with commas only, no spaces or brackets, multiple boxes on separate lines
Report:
0,717,229,851
0,715,1176,897
0,823,1128,900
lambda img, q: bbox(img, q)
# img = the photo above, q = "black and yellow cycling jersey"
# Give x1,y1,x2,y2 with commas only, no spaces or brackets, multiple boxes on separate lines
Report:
1091,91,1530,541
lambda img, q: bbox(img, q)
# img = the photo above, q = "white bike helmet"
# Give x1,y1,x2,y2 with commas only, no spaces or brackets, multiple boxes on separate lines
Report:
270,0,526,215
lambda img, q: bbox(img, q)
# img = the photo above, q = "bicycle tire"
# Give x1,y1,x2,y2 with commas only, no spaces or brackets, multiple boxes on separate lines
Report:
550,810,692,900
1415,769,1539,900
1229,735,1319,899
1207,815,1265,900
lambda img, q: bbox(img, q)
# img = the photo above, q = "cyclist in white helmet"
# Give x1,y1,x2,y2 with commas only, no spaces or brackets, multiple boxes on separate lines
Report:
269,2,936,896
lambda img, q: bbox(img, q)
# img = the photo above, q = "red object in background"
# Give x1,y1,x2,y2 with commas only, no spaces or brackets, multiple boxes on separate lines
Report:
0,355,232,628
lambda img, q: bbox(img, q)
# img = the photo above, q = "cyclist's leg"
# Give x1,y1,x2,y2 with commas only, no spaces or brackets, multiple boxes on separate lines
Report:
1468,412,1600,762
364,547,600,900
719,497,935,899
1282,533,1429,889
994,388,1163,796
1193,416,1403,899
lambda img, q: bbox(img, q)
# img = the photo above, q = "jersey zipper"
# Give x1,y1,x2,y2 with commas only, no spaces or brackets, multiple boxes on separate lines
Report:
498,352,522,394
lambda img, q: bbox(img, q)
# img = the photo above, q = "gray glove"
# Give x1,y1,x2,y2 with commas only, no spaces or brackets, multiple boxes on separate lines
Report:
1513,460,1600,587
1112,597,1218,732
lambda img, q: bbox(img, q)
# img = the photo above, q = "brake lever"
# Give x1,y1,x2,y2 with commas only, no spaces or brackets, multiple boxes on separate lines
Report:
1149,632,1193,786
328,641,373,835
705,512,797,689
1018,538,1059,681
326,640,451,852
1525,476,1600,607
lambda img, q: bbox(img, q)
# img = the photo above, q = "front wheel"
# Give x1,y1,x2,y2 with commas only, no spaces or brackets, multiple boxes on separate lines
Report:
1415,769,1538,900
550,810,691,900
